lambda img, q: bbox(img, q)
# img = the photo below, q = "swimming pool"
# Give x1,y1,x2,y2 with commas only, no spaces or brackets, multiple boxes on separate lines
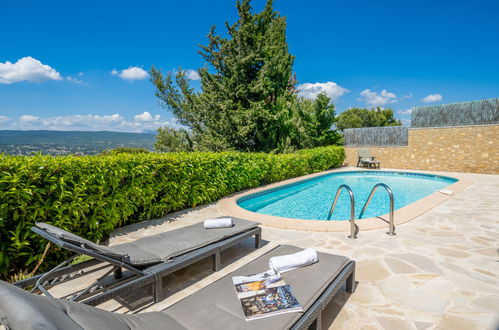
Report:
237,171,458,220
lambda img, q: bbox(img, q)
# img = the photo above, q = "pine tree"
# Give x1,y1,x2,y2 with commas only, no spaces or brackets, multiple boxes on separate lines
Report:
151,0,344,152
151,0,296,152
291,94,341,149
310,93,342,146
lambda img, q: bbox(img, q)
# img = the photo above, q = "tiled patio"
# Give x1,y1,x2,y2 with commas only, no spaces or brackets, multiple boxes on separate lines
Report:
53,168,499,329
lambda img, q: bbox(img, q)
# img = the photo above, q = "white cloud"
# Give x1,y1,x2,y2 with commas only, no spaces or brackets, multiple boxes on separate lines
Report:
0,56,62,84
359,89,397,107
112,67,149,81
1,112,179,132
19,115,41,123
185,69,201,81
398,108,413,115
422,93,442,103
401,119,411,126
0,115,10,123
134,111,161,122
381,90,396,98
66,76,85,85
297,81,349,101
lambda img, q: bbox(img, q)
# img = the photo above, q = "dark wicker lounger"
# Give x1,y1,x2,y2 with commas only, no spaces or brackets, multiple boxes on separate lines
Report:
14,218,261,306
3,245,355,330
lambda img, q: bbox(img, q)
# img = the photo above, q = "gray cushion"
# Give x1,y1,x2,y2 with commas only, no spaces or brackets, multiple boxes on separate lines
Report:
0,281,187,330
110,218,258,265
163,245,350,330
358,148,372,159
36,222,125,260
37,218,258,266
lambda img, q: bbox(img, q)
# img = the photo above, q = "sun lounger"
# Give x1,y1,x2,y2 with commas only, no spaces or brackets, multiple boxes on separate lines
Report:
357,148,380,169
14,218,261,306
2,245,355,330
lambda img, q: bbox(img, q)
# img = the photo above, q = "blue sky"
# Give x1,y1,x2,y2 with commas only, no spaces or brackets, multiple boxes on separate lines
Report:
1,0,498,131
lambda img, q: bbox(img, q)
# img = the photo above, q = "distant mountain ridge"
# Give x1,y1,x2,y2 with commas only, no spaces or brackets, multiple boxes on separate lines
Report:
0,130,157,155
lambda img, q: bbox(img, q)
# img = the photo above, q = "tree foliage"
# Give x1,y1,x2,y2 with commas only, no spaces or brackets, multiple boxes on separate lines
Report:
151,0,340,153
336,107,402,131
287,94,342,149
155,127,193,152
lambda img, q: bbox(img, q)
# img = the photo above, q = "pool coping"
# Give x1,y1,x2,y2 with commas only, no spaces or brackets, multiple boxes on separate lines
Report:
217,167,474,232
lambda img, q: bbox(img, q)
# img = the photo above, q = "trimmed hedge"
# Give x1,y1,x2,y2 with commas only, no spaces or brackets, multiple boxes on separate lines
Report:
0,146,344,278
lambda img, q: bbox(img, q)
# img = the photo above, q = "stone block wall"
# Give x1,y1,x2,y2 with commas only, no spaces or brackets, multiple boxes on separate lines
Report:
345,125,499,174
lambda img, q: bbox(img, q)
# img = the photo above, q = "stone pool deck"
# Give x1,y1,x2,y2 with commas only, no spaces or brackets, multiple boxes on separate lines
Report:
55,168,499,329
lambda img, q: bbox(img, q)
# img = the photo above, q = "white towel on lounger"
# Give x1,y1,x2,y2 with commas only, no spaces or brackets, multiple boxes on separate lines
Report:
269,248,318,274
204,218,234,229
439,189,453,195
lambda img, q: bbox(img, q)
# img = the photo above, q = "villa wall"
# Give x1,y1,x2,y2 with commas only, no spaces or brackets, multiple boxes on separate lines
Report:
344,125,499,174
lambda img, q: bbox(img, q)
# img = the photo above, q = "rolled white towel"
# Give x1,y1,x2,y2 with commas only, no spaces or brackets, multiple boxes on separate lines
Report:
204,217,234,229
269,248,318,274
439,189,453,195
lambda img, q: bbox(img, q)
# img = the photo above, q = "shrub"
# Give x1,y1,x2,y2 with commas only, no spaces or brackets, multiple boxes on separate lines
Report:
0,146,344,279
100,147,151,155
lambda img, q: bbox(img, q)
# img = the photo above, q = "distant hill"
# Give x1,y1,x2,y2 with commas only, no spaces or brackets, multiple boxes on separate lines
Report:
0,130,157,156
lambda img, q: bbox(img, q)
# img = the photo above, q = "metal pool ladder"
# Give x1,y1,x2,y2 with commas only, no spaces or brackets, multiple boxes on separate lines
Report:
327,184,358,239
359,183,396,236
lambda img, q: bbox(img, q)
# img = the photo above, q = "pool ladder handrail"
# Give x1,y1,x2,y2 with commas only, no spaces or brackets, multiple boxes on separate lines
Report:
327,184,358,239
358,183,396,236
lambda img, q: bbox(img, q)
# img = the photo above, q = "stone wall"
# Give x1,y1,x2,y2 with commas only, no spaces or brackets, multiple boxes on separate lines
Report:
345,125,499,174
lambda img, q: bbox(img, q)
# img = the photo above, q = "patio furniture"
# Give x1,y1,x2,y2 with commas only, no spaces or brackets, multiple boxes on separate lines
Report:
357,148,380,169
14,218,261,306
1,245,355,330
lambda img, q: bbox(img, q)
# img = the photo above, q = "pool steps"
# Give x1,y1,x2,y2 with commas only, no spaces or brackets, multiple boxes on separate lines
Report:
328,183,396,238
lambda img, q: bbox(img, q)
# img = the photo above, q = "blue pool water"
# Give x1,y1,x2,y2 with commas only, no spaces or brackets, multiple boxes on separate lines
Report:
237,171,457,220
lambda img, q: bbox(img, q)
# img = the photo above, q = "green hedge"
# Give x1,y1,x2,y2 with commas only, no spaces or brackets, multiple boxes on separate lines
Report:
0,146,344,279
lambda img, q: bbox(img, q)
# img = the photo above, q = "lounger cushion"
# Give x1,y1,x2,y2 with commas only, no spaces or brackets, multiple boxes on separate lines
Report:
110,218,258,265
163,245,350,329
0,281,187,330
36,218,258,266
358,148,372,159
36,222,126,260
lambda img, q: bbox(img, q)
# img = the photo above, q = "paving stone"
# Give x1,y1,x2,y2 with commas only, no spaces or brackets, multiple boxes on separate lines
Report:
473,268,496,278
383,258,419,274
436,247,471,259
376,316,415,330
356,259,392,282
436,314,476,330
387,253,442,275
414,321,433,330
476,313,499,330
417,276,454,299
350,284,386,306
472,248,499,257
378,276,413,296
471,296,499,313
394,290,448,313
407,274,440,282
429,230,462,237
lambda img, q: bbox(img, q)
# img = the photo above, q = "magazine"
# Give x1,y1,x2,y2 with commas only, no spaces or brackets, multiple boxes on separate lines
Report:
232,270,302,320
